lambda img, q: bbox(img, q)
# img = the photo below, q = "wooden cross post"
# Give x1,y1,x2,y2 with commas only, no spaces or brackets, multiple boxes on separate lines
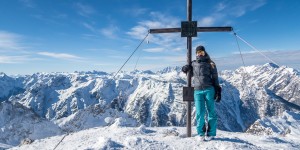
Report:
149,0,232,137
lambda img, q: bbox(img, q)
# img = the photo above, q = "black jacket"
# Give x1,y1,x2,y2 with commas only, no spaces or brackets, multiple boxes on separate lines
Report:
182,56,219,90
192,59,219,90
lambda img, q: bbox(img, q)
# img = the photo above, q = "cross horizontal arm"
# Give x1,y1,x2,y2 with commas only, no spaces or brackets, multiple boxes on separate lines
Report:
149,28,181,33
197,27,233,32
149,26,233,34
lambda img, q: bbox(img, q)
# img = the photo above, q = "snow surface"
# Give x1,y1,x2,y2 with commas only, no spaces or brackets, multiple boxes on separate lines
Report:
10,126,300,150
7,110,300,150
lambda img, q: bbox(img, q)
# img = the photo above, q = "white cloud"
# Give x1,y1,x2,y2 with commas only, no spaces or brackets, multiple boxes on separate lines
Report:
0,55,30,64
82,22,119,39
74,3,96,17
100,25,119,39
143,48,164,53
127,25,149,39
0,31,24,51
123,7,148,17
127,12,185,53
133,8,147,16
149,12,179,27
199,0,267,26
38,52,82,60
127,12,181,38
223,0,267,17
199,17,216,26
82,22,97,32
215,2,227,12
19,0,35,8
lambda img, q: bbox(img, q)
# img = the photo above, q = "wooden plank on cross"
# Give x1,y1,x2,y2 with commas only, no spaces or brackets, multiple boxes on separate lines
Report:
149,27,233,34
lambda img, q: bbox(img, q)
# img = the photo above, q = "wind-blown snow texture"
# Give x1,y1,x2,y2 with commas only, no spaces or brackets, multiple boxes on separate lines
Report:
10,111,300,150
1,63,300,149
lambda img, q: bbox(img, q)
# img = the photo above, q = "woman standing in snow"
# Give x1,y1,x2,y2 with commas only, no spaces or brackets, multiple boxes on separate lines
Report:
182,45,221,141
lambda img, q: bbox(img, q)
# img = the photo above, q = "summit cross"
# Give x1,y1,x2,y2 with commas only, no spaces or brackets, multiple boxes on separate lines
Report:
149,0,232,137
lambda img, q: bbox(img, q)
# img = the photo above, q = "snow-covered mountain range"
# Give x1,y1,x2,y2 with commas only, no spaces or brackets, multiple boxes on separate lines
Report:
1,63,300,148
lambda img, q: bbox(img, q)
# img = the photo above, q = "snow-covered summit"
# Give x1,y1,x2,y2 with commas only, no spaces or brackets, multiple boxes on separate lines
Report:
12,118,300,150
0,72,7,77
0,73,24,102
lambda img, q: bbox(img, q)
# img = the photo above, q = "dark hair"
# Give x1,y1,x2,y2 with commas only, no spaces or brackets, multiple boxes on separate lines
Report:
196,45,205,53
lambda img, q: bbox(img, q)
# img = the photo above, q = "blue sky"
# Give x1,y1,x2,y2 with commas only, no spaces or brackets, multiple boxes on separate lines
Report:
0,0,300,75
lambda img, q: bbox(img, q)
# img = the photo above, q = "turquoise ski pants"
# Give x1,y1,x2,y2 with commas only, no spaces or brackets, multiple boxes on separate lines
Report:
194,86,217,136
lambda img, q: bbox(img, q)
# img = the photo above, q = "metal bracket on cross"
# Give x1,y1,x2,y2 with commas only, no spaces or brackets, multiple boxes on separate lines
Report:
181,21,197,37
183,87,194,101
